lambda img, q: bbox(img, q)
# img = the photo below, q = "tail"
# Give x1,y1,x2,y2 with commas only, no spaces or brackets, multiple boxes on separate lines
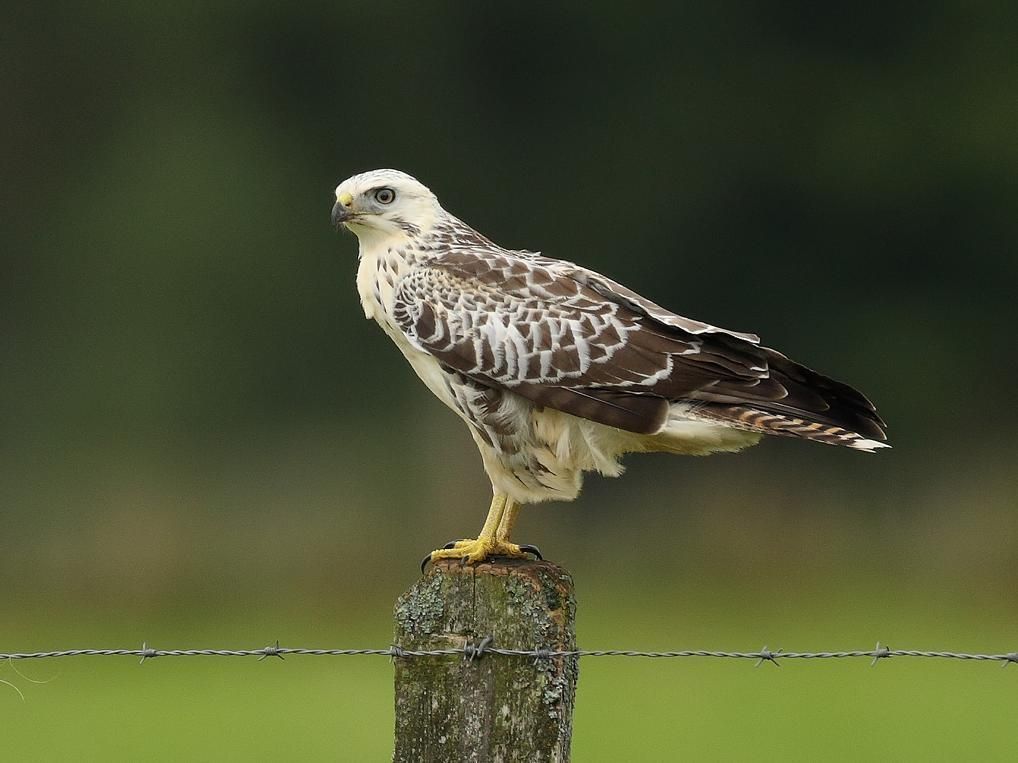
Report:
685,351,890,453
689,404,889,452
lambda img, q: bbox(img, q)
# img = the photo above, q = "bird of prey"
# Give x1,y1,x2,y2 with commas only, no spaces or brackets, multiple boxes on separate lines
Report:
331,169,888,565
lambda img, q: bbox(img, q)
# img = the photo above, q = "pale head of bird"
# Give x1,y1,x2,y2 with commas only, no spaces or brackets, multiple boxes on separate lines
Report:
332,169,441,244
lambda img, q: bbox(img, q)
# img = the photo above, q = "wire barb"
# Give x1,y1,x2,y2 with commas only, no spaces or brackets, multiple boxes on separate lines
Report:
138,642,157,664
258,640,285,661
870,642,891,667
531,648,554,667
463,636,493,663
755,646,781,668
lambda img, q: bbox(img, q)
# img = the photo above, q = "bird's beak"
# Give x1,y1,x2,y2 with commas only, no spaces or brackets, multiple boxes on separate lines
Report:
332,192,356,229
333,204,354,228
331,201,352,229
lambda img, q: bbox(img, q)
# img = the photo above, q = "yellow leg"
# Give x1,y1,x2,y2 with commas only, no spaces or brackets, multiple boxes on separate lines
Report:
496,498,521,543
429,493,527,564
478,493,507,540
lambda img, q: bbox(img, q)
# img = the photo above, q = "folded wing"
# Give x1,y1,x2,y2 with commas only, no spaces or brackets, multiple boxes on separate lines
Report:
391,248,886,443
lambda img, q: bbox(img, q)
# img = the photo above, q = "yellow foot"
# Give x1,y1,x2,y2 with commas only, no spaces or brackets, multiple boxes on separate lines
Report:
429,537,526,565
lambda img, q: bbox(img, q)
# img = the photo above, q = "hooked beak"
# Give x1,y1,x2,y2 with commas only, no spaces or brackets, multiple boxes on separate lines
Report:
331,201,352,229
331,191,355,229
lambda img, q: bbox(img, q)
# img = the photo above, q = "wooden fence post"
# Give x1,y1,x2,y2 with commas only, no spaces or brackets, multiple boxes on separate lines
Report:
393,558,578,762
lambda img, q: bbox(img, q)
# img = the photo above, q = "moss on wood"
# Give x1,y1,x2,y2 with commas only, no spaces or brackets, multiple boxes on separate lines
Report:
394,558,577,763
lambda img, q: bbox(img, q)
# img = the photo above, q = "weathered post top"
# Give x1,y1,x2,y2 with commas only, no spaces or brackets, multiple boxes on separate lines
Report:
393,558,577,763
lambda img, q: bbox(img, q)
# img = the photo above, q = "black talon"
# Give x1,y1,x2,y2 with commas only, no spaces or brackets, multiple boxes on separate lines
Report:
421,541,467,573
519,544,543,560
423,541,542,572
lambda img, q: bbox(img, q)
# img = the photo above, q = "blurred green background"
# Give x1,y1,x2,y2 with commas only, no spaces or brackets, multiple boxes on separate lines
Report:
4,2,1017,760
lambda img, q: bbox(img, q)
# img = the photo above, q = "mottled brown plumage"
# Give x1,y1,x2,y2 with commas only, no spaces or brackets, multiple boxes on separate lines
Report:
332,168,888,563
392,239,886,447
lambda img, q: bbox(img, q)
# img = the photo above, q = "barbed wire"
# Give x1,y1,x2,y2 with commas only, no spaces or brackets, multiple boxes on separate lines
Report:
2,641,1017,667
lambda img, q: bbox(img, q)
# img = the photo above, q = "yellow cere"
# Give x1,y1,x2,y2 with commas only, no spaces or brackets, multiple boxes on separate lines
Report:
338,192,353,207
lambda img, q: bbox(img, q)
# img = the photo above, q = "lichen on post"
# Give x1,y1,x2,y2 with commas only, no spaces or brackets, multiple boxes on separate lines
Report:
393,558,577,762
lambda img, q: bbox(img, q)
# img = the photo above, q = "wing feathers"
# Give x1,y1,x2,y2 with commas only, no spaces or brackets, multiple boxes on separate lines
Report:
392,245,887,445
512,385,670,434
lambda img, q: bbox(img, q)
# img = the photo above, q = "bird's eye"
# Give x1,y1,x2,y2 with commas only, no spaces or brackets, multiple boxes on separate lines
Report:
374,187,396,205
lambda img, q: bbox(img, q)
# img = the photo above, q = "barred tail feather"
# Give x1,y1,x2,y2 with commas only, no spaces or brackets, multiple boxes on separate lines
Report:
688,404,891,453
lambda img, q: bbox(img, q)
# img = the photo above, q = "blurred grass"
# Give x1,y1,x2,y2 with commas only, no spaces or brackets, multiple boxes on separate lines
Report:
4,427,1017,759
5,581,1017,762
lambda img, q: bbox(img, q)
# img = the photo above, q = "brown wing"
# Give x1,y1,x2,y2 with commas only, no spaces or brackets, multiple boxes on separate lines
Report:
391,247,887,441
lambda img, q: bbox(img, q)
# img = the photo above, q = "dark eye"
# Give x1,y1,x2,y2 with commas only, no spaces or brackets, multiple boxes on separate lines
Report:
374,187,396,204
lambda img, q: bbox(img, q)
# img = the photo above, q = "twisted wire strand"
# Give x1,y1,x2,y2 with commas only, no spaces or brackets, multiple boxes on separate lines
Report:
2,644,1016,666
